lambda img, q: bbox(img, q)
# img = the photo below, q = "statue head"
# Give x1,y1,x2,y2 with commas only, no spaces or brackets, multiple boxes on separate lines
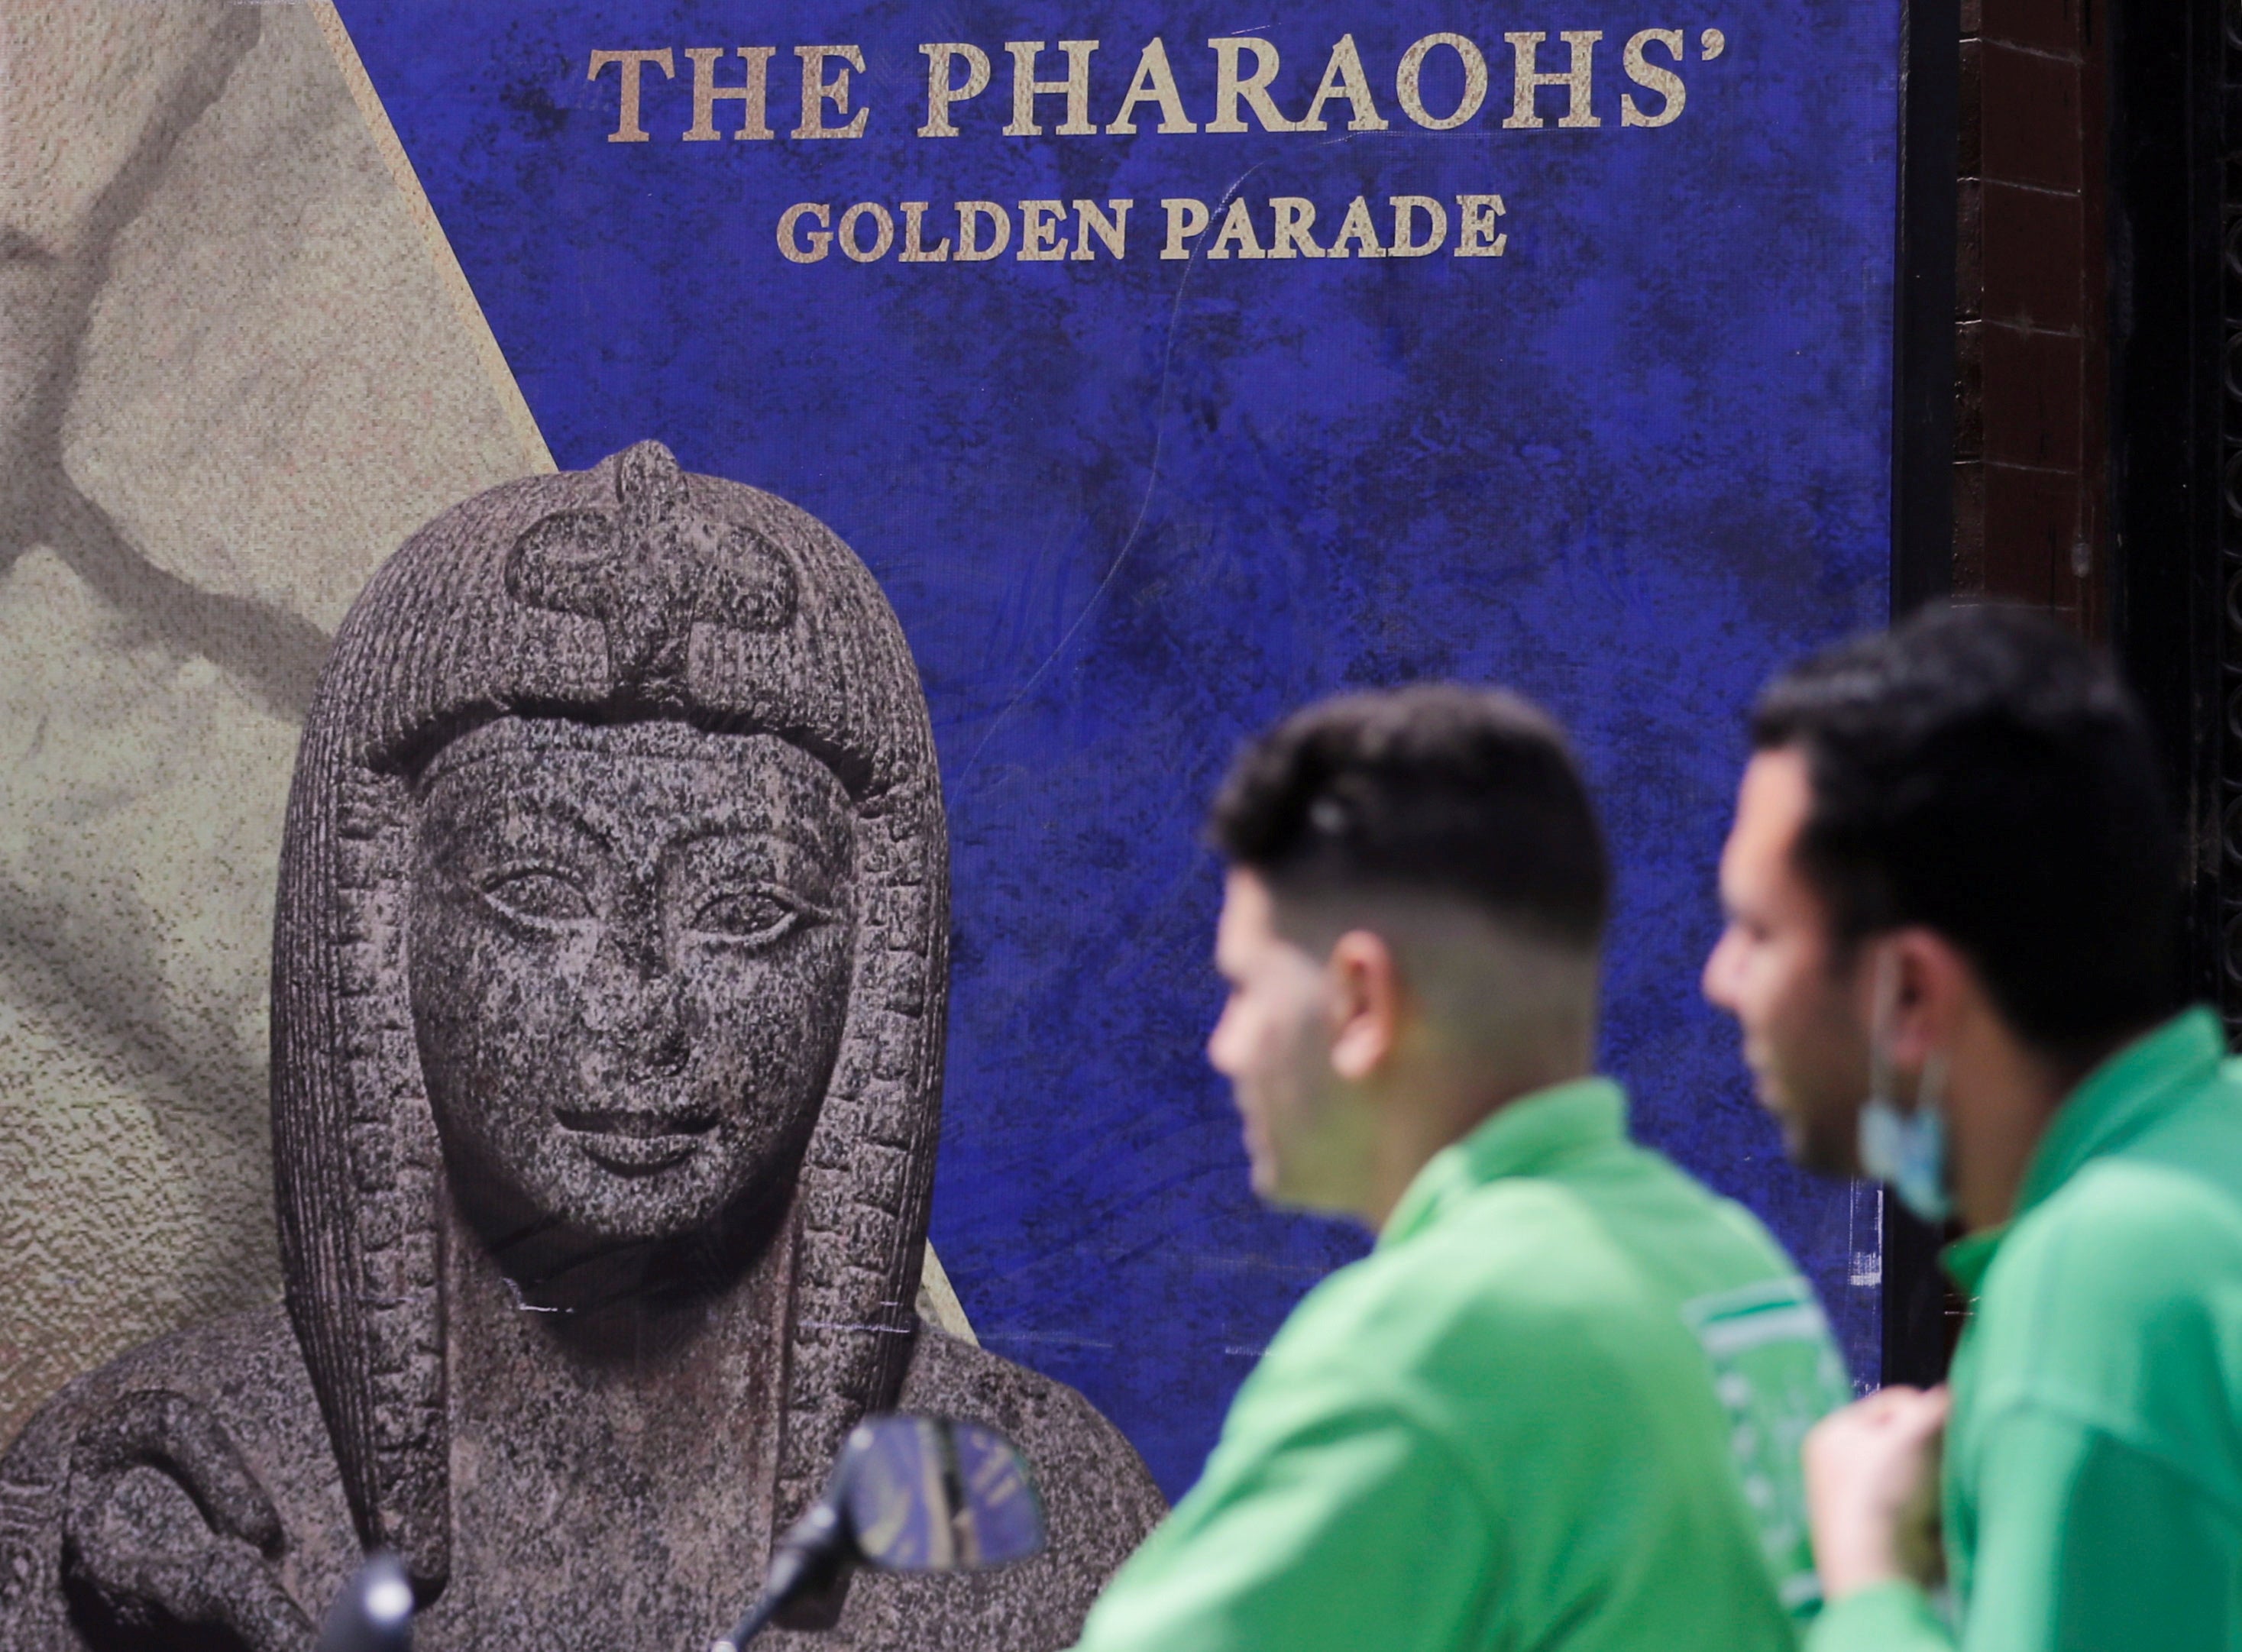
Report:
270,443,947,1594
407,717,856,1246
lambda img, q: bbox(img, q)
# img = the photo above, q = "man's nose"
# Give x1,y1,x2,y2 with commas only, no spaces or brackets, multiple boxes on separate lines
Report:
1206,1004,1237,1075
1701,929,1739,1010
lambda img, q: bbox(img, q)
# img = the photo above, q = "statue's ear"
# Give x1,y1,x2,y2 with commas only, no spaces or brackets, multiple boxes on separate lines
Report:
504,509,620,620
694,522,798,634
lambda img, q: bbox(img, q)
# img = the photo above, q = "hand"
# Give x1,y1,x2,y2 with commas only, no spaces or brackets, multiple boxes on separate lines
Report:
1803,1384,1950,1600
63,1389,315,1652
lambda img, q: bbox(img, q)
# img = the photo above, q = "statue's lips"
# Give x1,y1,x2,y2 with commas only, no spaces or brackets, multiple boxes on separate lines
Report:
555,1107,717,1175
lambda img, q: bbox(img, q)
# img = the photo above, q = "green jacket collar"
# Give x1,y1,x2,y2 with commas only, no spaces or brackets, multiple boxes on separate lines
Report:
1943,1007,2225,1294
1380,1076,1626,1247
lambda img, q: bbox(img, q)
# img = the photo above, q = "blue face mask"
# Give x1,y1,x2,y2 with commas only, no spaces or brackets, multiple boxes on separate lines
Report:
1857,953,1952,1226
1859,1088,1950,1225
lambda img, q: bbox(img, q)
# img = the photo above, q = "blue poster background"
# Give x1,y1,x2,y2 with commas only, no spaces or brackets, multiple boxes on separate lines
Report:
335,2,1899,1500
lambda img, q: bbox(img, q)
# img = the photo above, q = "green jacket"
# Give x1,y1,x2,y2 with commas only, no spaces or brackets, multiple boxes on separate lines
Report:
1810,1008,2242,1652
1069,1077,1851,1652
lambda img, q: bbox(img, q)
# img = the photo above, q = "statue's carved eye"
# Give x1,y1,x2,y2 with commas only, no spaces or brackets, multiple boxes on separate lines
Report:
690,887,810,947
478,867,594,926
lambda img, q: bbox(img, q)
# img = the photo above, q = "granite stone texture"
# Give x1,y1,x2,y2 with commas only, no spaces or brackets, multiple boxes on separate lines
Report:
0,441,1163,1648
3,1309,1158,1652
0,0,537,1453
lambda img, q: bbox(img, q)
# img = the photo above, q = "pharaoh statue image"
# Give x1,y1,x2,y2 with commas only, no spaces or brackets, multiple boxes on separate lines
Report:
0,443,1165,1650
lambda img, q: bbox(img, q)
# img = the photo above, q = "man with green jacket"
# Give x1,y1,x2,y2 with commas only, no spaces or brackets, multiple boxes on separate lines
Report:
1069,684,1850,1652
1703,605,2242,1650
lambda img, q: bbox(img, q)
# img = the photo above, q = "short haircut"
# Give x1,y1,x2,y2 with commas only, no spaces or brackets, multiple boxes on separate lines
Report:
1753,603,2182,1057
1207,684,1610,953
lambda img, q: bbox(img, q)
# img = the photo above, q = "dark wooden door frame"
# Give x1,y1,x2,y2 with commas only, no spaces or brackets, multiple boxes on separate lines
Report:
1894,0,1963,623
2108,0,2232,1046
1883,0,1965,1389
1884,0,2242,1386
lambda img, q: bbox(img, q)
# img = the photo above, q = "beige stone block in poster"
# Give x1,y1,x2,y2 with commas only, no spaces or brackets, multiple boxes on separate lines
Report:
0,548,296,1437
0,1,975,1450
63,7,547,633
0,0,540,1445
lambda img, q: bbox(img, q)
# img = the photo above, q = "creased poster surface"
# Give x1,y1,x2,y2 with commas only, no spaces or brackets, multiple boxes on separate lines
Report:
331,2,1898,1494
2,0,1897,1505
0,1,538,1448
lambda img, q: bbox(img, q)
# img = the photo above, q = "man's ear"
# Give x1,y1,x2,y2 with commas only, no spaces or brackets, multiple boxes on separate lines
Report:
1325,929,1404,1083
1872,927,1975,1071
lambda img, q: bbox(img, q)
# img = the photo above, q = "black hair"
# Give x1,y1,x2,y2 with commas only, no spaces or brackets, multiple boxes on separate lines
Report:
1752,603,2183,1058
1207,684,1609,952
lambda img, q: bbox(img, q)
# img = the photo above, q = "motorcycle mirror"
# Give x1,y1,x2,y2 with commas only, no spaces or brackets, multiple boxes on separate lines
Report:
840,1414,1046,1574
714,1414,1046,1651
315,1553,414,1652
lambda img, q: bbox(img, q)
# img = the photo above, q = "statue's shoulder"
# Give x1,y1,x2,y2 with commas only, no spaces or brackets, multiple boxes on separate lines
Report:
833,1327,1166,1652
901,1322,1167,1561
2,1302,303,1498
0,1307,355,1650
3,1305,325,1469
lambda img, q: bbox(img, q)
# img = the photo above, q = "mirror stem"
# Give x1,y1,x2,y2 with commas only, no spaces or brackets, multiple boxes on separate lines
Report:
710,1588,783,1652
713,1505,843,1651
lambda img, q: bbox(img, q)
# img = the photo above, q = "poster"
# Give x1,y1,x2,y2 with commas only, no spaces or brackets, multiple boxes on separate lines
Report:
2,0,1896,1522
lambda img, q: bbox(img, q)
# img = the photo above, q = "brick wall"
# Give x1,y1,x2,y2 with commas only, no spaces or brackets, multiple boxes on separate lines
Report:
1954,0,2108,635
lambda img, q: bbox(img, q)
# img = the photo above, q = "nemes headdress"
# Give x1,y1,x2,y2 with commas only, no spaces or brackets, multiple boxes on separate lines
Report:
270,442,947,1592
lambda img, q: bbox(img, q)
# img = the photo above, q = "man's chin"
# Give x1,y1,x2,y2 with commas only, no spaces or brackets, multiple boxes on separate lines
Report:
1788,1111,1867,1180
1244,1154,1317,1213
1749,1081,1802,1149
1756,1088,1862,1179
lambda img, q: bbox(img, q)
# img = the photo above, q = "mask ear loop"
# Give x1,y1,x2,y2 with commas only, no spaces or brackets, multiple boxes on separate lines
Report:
1867,946,1899,1114
1859,941,1959,1224
1872,943,1951,1126
1914,1044,1950,1126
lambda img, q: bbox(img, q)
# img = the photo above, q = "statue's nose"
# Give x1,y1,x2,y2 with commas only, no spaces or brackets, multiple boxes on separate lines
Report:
577,907,690,1072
